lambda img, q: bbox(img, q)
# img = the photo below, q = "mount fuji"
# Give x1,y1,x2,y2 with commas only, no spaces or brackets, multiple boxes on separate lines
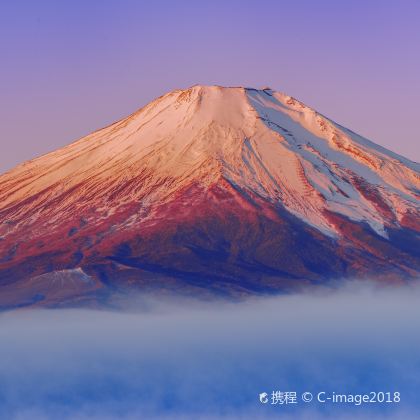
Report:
0,85,419,308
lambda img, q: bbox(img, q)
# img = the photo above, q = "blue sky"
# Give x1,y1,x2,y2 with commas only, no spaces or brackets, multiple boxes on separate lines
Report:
0,0,419,172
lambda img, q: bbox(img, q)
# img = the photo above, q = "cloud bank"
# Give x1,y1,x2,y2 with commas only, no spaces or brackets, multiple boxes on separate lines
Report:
0,281,419,419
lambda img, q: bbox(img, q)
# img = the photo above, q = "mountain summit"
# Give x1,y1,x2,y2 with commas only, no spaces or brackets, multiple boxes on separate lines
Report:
0,85,419,308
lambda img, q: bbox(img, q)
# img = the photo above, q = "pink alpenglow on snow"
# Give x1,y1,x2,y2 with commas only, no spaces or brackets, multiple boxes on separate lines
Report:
0,86,419,309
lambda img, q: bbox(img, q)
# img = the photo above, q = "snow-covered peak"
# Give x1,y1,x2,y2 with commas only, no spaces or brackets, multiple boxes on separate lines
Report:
0,85,418,240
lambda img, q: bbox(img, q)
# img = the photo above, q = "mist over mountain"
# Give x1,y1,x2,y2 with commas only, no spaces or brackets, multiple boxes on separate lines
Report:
0,85,419,308
1,282,420,419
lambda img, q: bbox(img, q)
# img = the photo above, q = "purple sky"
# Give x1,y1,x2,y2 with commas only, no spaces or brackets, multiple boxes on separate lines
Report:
0,0,419,173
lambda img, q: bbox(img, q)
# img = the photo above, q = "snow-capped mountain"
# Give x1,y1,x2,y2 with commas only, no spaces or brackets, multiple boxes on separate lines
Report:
0,85,419,308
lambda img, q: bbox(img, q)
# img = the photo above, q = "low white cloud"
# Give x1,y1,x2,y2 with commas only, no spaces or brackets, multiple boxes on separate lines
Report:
0,280,419,419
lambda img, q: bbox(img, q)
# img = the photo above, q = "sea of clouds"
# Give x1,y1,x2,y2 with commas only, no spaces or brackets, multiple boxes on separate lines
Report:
0,280,419,419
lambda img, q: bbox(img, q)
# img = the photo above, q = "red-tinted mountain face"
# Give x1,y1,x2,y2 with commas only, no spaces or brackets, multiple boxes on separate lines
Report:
0,86,419,308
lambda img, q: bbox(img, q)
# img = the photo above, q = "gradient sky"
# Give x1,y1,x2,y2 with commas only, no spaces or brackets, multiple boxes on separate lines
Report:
0,0,419,173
